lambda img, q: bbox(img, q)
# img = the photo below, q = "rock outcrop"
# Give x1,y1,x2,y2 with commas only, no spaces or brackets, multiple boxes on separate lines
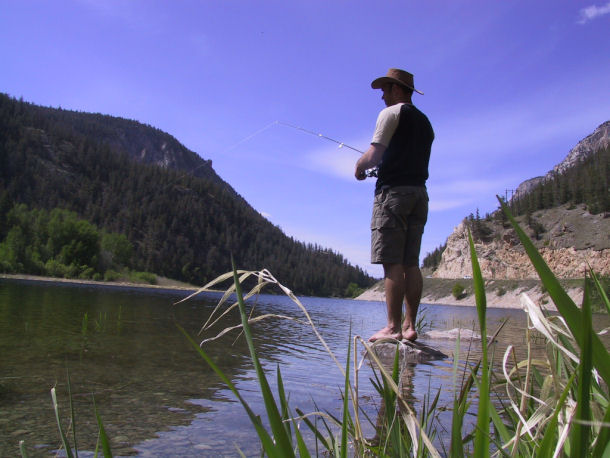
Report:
433,219,610,279
433,121,610,280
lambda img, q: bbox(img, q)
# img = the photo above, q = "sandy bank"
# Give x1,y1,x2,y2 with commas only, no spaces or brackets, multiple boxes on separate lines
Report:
356,283,584,311
0,273,200,293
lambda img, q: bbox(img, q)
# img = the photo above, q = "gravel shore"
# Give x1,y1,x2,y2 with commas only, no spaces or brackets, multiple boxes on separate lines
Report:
356,280,585,311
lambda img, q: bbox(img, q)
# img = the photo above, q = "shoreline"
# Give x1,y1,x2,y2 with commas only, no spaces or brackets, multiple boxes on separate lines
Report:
356,284,585,311
1,273,585,311
0,273,201,294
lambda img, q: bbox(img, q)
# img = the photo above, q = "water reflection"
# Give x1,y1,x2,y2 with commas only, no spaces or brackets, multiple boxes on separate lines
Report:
0,280,258,456
1,278,608,456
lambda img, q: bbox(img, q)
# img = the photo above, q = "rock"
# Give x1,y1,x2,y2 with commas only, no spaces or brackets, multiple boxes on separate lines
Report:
364,340,447,367
432,214,610,279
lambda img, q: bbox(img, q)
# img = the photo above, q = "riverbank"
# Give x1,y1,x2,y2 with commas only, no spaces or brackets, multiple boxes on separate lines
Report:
0,273,200,294
0,273,586,311
356,277,587,311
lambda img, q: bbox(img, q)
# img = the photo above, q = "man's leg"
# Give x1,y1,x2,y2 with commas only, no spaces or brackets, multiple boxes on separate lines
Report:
402,265,423,341
368,263,405,342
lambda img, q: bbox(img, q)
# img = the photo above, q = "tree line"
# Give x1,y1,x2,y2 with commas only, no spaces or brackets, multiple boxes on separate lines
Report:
0,204,157,283
0,93,375,296
510,145,609,216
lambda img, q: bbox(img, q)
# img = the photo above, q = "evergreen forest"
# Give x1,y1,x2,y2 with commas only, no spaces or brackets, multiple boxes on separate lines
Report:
509,145,609,216
0,93,375,296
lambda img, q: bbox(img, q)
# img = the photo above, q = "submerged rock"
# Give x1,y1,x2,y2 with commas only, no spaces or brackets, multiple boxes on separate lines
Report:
364,340,447,367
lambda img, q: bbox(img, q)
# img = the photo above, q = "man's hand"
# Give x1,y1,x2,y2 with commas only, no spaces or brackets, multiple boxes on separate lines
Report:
355,143,385,181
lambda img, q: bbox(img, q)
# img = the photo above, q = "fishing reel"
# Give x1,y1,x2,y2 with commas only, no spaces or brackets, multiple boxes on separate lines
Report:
365,167,378,178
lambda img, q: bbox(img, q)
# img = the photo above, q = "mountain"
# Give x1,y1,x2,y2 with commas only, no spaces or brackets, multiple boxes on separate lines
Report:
431,121,610,279
0,93,375,296
513,121,610,199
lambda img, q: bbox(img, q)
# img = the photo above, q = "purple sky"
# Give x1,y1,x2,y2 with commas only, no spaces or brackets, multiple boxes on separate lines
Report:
2,0,609,277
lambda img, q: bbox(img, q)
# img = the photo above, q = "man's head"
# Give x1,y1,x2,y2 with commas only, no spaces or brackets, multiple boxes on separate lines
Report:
371,68,423,106
380,82,411,107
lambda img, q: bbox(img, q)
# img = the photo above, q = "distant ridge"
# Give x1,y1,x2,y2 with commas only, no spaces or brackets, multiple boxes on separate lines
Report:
513,121,610,200
0,93,375,295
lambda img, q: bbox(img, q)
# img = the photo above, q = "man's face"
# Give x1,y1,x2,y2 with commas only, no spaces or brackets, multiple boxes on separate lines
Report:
381,83,395,107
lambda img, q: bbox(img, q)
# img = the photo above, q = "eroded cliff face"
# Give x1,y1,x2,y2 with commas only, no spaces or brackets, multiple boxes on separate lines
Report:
433,219,610,279
432,121,610,280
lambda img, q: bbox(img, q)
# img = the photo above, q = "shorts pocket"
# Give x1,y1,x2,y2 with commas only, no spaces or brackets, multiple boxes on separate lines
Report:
371,211,397,230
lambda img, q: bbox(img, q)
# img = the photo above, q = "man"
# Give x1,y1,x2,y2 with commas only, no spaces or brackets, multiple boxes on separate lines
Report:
355,68,434,342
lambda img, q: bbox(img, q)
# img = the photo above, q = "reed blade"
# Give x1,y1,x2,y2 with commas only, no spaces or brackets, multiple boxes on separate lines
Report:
230,257,295,456
19,440,28,458
340,325,352,458
295,408,332,451
66,369,78,458
51,387,74,458
178,325,281,455
592,403,610,458
498,197,610,386
276,364,292,444
92,397,112,458
536,372,576,458
468,229,490,458
571,281,593,456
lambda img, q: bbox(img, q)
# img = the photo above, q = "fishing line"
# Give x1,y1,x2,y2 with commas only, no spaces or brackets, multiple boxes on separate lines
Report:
274,121,376,176
275,121,365,155
162,119,374,190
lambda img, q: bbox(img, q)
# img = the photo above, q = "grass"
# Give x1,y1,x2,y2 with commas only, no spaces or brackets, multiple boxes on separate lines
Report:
177,199,610,456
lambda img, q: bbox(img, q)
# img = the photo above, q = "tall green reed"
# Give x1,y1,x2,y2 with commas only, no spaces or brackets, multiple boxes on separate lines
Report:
178,200,609,456
19,370,113,458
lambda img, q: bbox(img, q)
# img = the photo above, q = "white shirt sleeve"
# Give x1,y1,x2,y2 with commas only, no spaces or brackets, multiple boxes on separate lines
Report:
371,103,404,147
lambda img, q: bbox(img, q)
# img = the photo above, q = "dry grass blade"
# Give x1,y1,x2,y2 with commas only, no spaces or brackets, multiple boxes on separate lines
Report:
520,294,579,363
356,336,441,457
174,270,243,305
200,314,305,345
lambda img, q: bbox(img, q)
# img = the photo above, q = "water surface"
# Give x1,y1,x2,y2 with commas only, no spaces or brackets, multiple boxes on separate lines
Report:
1,278,605,456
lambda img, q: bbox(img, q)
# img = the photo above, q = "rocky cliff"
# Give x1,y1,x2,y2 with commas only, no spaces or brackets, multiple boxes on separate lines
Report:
434,121,610,280
432,208,610,279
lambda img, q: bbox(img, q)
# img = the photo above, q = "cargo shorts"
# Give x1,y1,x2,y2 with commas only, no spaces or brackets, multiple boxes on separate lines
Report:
370,186,428,266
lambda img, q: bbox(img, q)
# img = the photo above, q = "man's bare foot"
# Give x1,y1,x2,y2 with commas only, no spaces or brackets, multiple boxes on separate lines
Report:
402,327,418,342
368,327,402,342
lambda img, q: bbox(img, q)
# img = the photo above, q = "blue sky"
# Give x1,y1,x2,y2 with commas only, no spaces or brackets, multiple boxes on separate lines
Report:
1,1,609,278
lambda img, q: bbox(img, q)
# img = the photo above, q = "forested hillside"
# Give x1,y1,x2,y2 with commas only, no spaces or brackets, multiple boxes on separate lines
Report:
0,93,374,296
509,144,609,217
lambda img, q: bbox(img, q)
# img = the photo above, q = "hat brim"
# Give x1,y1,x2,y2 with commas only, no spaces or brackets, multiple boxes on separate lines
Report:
371,76,424,95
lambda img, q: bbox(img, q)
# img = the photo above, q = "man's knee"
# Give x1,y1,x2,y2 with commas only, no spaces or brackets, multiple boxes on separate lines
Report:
383,263,405,279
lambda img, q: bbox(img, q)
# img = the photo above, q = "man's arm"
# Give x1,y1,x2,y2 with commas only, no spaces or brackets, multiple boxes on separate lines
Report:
355,143,386,180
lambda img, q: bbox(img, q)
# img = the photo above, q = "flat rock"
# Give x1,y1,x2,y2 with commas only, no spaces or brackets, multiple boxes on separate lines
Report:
364,340,447,367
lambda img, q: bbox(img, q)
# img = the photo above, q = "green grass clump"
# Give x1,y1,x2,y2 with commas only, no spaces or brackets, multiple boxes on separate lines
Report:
452,282,466,300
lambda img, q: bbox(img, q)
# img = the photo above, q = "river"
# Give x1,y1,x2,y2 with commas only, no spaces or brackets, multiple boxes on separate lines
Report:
1,277,605,456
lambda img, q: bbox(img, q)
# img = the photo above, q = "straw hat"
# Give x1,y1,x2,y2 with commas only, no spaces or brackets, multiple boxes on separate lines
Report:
371,68,424,95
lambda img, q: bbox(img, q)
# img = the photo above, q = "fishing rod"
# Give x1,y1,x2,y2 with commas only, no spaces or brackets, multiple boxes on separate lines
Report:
165,120,378,186
276,121,378,177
